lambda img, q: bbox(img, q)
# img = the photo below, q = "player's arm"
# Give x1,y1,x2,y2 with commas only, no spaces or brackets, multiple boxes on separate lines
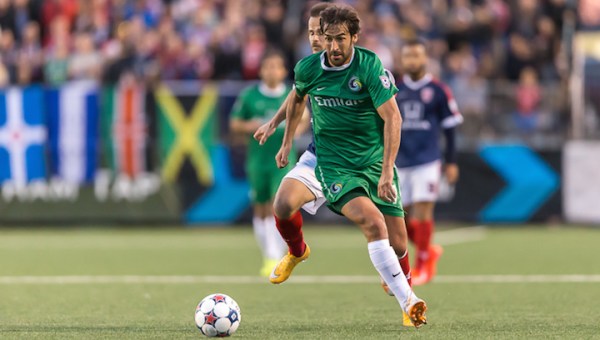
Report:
253,90,295,145
376,97,402,203
276,92,307,168
438,84,463,184
229,91,262,135
443,127,459,184
230,117,263,135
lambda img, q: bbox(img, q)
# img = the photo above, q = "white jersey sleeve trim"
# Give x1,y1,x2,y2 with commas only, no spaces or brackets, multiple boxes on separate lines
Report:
441,114,464,129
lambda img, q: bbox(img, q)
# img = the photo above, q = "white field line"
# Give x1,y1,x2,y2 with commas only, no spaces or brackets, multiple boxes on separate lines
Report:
0,274,599,285
434,226,487,246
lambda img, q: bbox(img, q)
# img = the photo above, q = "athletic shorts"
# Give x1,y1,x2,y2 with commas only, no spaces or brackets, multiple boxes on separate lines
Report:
247,165,289,204
282,151,326,215
316,162,404,217
397,160,441,206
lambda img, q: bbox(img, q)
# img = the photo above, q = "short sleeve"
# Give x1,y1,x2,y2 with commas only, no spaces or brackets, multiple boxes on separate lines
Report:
365,56,398,109
293,60,309,97
230,89,250,120
438,84,463,129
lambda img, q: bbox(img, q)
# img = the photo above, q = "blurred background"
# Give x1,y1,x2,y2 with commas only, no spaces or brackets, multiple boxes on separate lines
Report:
0,0,598,226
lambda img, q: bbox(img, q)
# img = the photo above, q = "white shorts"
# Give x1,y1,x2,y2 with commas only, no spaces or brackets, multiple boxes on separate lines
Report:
282,151,326,215
397,160,442,206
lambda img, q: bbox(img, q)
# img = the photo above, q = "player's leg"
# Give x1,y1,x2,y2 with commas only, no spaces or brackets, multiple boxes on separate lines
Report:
269,178,314,284
409,160,443,285
272,177,315,256
270,152,326,284
250,170,281,276
411,201,443,285
385,214,412,287
341,195,426,328
383,214,414,327
264,170,290,262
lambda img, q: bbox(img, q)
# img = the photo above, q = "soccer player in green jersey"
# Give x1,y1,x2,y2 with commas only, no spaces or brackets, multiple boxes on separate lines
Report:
230,50,297,277
275,5,427,327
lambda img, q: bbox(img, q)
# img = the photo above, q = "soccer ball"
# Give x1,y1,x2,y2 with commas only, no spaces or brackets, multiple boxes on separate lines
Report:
195,293,241,337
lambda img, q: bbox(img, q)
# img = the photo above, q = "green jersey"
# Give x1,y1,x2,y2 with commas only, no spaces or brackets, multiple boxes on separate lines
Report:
294,46,398,170
230,83,294,170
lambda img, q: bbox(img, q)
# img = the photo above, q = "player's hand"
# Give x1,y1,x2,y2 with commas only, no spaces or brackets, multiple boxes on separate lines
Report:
275,144,292,169
253,121,276,145
378,169,397,203
444,163,459,184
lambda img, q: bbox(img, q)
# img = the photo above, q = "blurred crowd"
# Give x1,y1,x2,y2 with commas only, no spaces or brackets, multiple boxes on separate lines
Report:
0,0,596,142
0,0,591,86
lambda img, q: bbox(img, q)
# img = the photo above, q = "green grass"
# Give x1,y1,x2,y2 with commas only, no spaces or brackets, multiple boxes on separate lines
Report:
0,225,599,339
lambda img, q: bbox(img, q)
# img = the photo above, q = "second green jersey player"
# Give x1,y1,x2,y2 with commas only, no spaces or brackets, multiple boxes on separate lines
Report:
230,50,296,277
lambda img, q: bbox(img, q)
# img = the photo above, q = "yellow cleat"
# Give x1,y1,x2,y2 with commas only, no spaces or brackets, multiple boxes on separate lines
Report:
260,258,279,277
269,245,310,284
402,311,414,327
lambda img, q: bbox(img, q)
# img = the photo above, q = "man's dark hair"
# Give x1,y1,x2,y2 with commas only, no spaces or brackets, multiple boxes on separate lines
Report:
261,48,287,68
402,38,427,49
319,5,361,36
309,2,332,18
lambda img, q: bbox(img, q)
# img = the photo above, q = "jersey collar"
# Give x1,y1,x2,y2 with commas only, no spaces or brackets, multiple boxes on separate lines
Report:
402,73,433,90
258,82,287,97
320,47,355,71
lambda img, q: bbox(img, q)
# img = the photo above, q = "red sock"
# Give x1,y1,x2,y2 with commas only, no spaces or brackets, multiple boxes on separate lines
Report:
414,220,433,269
398,251,412,287
406,219,418,244
274,211,306,257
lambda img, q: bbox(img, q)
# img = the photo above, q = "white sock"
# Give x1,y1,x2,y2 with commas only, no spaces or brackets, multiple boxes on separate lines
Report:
368,239,416,312
252,216,267,258
264,216,287,259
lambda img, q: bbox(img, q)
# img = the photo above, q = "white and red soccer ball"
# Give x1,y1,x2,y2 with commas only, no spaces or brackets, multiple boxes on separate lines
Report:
195,293,241,337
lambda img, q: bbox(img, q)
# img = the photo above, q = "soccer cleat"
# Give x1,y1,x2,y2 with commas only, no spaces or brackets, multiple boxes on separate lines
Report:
269,245,310,284
260,258,279,277
413,244,443,285
380,277,394,296
402,311,414,327
380,278,414,327
404,296,428,328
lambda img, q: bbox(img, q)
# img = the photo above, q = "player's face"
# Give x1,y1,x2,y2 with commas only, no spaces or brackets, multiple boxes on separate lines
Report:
260,55,287,87
323,24,357,67
401,45,427,78
307,16,324,53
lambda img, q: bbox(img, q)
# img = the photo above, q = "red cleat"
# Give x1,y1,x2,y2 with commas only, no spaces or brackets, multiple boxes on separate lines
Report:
413,244,443,286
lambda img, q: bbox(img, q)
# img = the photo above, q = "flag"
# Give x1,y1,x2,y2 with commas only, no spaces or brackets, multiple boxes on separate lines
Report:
0,86,47,187
46,81,99,184
155,83,216,185
101,78,148,178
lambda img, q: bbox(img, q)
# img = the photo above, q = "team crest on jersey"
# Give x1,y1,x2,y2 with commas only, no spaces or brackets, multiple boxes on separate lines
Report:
330,182,343,194
420,87,434,104
379,75,391,89
348,76,362,92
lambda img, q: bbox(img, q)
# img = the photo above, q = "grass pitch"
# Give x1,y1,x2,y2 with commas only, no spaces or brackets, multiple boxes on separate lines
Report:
0,225,599,339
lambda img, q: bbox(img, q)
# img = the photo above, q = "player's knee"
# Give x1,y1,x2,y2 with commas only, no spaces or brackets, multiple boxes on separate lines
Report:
359,215,388,242
273,197,296,219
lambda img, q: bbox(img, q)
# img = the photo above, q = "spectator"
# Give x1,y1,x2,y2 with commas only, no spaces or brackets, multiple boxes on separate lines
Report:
44,40,69,85
0,29,17,82
19,21,43,82
513,67,541,133
0,60,8,87
69,32,102,80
